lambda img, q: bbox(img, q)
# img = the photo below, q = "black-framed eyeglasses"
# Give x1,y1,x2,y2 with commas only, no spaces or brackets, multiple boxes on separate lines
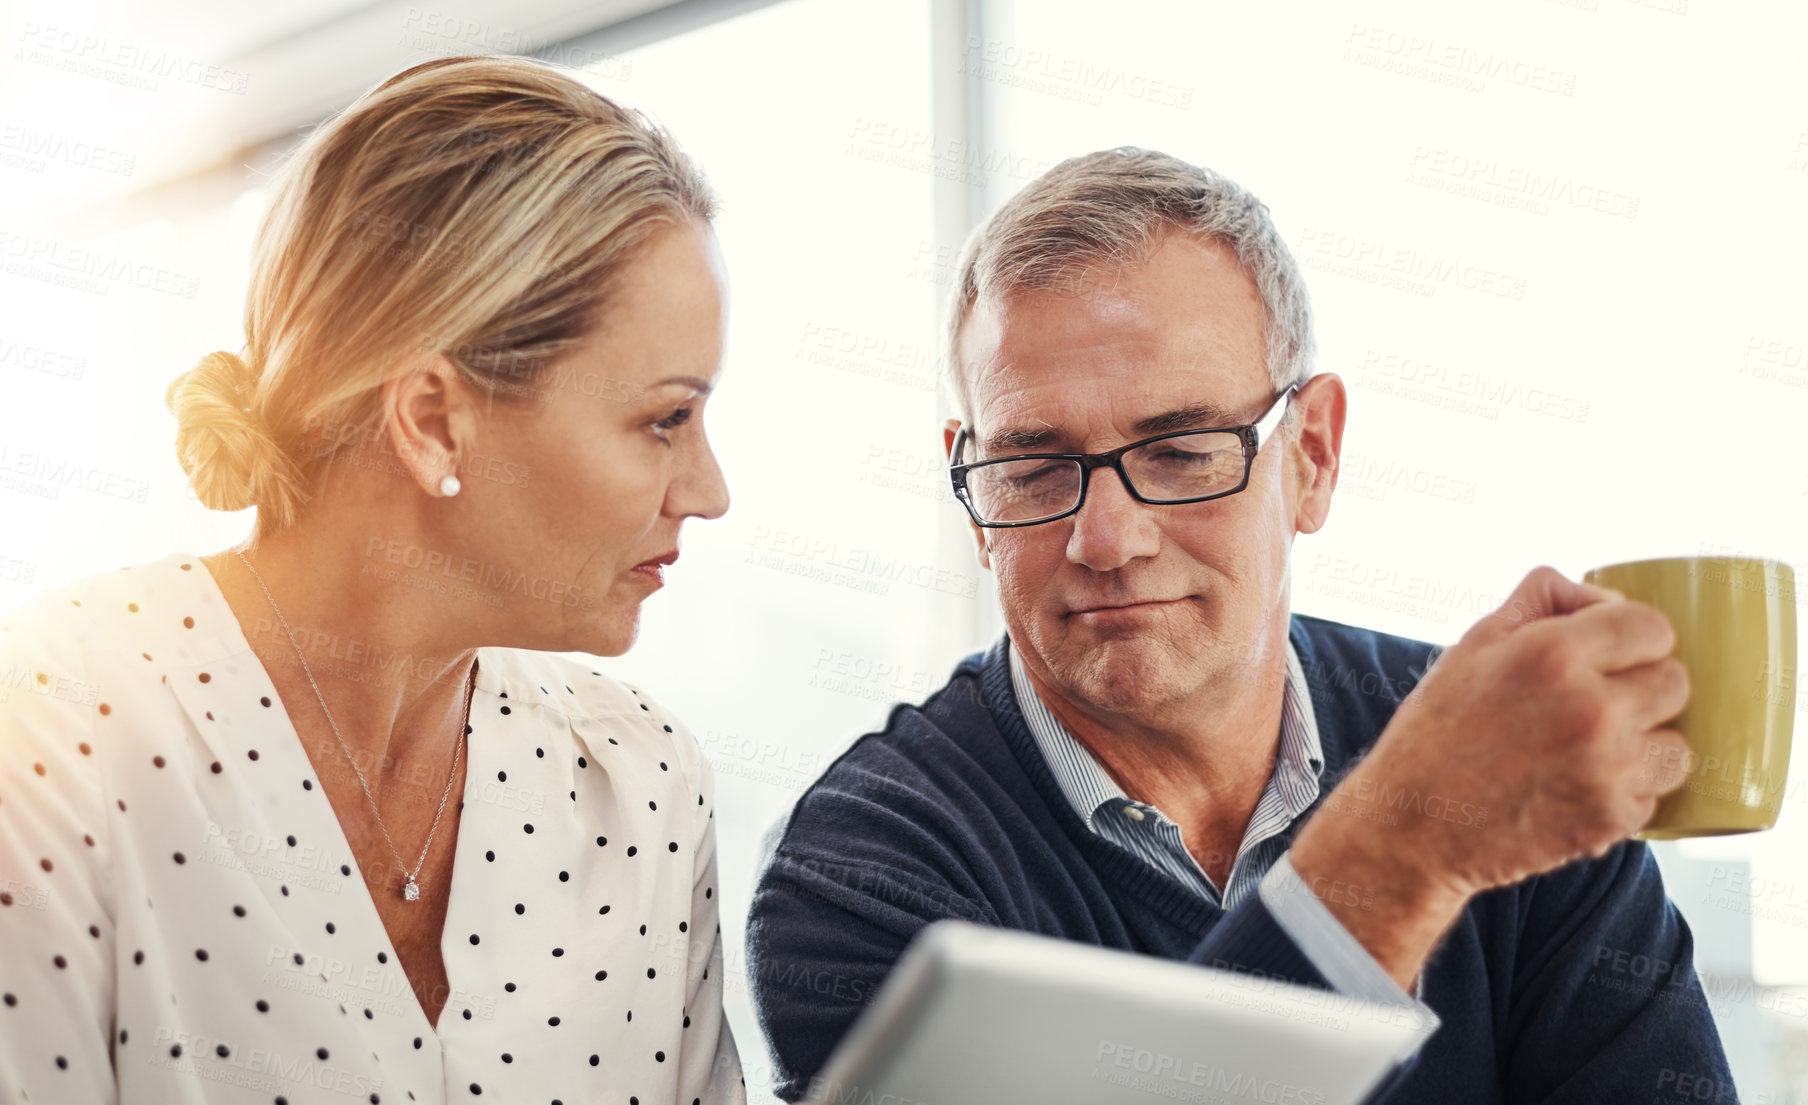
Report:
948,376,1311,528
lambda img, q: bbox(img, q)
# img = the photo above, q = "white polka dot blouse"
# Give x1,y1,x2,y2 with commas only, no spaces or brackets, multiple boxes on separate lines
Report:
0,552,746,1104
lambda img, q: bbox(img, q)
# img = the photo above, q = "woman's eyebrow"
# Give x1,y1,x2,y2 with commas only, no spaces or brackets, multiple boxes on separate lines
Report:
648,375,713,394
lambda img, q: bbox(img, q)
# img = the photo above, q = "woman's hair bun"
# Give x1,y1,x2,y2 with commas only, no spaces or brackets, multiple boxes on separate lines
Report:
165,351,293,516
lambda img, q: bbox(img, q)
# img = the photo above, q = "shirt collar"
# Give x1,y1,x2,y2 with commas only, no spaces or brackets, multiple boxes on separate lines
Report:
1005,632,1326,830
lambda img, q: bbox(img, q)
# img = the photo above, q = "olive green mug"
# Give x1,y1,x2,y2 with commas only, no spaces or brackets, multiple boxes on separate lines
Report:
1581,556,1797,839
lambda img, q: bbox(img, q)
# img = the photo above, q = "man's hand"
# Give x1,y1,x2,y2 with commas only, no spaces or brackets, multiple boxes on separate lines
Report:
1288,565,1694,990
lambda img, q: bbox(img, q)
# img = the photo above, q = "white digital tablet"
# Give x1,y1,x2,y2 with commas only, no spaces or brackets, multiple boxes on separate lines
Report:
799,920,1438,1105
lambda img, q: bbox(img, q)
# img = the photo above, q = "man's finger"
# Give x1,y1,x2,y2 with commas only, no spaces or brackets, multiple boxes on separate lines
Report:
1562,600,1682,678
1470,565,1624,643
1628,729,1694,798
1606,653,1691,731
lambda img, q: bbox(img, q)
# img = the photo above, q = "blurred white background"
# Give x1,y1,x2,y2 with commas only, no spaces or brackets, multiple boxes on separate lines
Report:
3,0,1806,1099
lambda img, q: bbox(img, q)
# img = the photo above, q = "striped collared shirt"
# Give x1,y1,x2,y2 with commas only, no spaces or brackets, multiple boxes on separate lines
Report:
1007,636,1324,912
1006,633,1434,1011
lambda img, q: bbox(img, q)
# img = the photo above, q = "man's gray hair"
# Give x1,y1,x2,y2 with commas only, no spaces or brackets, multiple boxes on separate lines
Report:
945,146,1315,429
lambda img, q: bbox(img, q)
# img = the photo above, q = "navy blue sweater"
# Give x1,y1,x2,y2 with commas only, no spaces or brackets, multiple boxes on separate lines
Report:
745,614,1736,1103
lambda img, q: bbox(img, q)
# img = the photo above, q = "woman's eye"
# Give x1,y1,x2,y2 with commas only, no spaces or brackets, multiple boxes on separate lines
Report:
652,407,693,436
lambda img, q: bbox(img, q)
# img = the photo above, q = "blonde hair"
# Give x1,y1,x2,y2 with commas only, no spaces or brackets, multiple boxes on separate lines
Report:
166,55,716,536
946,147,1313,428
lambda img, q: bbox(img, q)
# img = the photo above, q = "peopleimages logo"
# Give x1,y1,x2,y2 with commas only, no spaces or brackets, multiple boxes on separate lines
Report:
361,538,597,611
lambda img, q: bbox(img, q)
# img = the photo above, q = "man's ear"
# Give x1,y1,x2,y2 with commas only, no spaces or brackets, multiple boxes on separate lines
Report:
1289,373,1346,536
382,355,478,498
944,417,991,571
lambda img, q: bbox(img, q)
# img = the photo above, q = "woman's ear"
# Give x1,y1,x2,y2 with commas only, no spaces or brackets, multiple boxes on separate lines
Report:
383,356,478,498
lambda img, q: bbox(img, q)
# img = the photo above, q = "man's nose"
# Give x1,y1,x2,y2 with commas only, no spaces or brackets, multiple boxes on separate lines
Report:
1065,466,1161,571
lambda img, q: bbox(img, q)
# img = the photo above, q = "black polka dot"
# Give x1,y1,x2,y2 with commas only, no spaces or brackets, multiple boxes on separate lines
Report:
626,846,637,857
551,948,563,957
546,1015,560,1026
413,1037,422,1049
485,850,495,861
515,904,525,915
257,999,269,1012
470,934,480,945
596,837,606,847
558,871,568,883
655,1050,665,1062
499,706,510,715
589,1054,599,1066
523,824,534,834
194,949,208,962
317,1048,329,1060
233,905,246,918
668,842,678,852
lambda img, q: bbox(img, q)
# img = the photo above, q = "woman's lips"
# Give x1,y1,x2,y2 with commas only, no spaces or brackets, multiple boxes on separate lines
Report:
630,550,679,586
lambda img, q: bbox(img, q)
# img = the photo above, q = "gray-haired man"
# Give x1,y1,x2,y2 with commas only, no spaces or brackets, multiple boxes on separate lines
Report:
747,147,1732,1103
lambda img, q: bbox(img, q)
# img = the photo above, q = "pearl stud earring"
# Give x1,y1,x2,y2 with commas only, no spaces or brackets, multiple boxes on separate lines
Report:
439,475,461,497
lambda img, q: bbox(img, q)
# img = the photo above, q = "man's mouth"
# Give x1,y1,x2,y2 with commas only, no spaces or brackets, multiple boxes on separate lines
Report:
1070,597,1188,615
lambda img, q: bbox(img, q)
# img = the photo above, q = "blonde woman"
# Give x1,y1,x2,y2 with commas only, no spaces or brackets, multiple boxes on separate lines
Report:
0,56,744,1104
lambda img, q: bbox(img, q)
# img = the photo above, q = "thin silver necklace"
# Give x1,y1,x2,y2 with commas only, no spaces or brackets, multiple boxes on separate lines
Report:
233,547,473,903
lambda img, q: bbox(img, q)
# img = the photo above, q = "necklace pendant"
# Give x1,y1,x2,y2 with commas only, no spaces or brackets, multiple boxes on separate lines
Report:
403,878,421,902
